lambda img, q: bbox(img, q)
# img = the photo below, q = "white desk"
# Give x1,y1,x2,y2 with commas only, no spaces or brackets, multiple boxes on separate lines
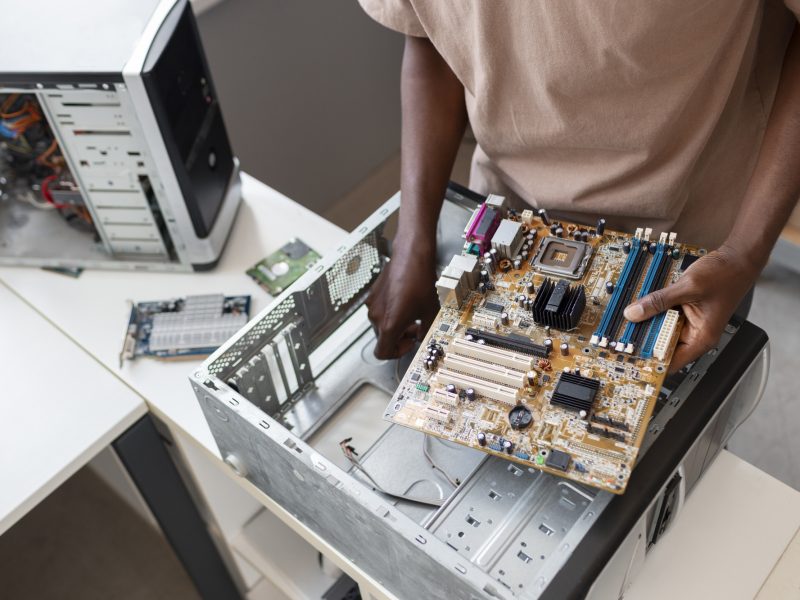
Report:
0,282,146,535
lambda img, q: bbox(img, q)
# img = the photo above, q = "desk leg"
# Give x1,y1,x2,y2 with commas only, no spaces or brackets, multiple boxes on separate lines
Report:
112,415,241,600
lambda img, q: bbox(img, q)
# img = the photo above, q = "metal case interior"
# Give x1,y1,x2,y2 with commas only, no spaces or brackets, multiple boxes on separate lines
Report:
191,193,768,599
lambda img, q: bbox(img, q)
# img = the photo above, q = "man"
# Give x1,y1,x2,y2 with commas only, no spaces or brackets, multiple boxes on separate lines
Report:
360,1,800,371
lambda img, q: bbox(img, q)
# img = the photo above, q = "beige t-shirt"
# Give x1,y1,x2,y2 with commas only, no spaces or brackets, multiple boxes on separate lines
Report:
359,0,799,248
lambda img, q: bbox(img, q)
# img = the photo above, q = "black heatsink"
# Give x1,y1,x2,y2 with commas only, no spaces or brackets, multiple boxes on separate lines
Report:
551,372,600,412
532,278,586,330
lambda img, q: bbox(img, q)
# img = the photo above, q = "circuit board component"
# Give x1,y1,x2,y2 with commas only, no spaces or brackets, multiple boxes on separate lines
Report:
247,239,320,295
121,294,250,363
387,196,697,494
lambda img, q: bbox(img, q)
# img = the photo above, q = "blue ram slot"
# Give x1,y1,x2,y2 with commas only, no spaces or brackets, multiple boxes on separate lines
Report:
641,310,668,358
619,243,665,346
594,238,641,341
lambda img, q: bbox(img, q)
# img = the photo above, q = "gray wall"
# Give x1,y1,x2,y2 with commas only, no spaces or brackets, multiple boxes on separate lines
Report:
196,0,404,214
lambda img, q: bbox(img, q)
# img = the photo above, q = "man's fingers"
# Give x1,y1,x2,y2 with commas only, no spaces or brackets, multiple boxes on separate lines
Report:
624,280,691,323
667,327,719,373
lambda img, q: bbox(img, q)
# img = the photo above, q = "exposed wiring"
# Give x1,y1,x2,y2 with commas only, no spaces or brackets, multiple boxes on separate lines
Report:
422,435,460,488
339,438,443,507
40,174,66,209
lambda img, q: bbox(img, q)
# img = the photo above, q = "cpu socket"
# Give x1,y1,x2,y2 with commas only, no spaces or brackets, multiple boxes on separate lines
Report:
531,237,591,279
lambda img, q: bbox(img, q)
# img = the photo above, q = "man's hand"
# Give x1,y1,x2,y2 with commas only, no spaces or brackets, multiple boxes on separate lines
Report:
366,236,439,359
623,244,759,372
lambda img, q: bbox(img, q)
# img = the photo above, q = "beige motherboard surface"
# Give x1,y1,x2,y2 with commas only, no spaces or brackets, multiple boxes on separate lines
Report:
385,195,704,494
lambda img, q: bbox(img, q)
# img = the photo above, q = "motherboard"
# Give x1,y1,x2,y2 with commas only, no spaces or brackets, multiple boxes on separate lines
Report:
386,195,704,494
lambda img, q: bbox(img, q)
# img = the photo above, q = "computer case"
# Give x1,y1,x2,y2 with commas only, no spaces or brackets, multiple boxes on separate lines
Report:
190,190,769,599
0,0,239,271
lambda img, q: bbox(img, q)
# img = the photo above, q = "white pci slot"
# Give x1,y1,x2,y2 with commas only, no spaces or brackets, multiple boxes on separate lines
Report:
433,368,519,406
450,338,533,372
653,310,680,361
442,353,527,388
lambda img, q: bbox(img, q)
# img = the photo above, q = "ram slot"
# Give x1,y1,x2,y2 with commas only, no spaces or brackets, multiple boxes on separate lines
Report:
450,338,533,371
603,243,649,347
619,242,667,352
442,353,527,388
433,369,519,405
592,238,641,346
630,245,674,352
641,310,668,358
653,309,680,360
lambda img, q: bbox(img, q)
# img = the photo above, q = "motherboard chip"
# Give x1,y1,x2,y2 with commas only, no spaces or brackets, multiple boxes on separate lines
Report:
531,237,591,279
545,449,571,471
551,372,600,412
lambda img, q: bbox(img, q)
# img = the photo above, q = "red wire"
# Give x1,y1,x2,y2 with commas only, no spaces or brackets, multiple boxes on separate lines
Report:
41,174,66,209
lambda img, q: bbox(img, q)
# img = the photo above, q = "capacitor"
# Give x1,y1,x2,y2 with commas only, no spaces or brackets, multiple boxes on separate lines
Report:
525,299,533,311
573,229,582,240
544,338,553,353
500,312,509,325
555,226,564,238
550,223,559,235
538,208,550,226
560,342,569,356
484,257,495,274
579,410,587,419
513,259,521,270
478,282,487,294
446,383,457,394
465,334,475,342
649,242,657,254
605,281,614,294
477,432,487,446
623,241,632,254
509,405,534,430
672,247,680,260
490,248,499,264
483,251,493,263
580,230,590,242
465,388,476,402
480,269,489,282
526,281,535,294
526,233,536,243
526,370,537,386
502,439,514,454
521,250,529,260
596,218,606,236
517,294,526,307
425,359,434,370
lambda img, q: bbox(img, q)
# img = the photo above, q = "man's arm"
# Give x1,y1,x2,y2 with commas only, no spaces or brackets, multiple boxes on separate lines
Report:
625,28,800,371
367,35,467,359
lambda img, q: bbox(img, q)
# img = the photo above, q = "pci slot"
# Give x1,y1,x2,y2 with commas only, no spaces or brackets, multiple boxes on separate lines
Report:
653,309,680,360
432,368,519,405
619,242,667,352
449,338,533,371
465,328,550,357
442,353,527,388
592,238,641,346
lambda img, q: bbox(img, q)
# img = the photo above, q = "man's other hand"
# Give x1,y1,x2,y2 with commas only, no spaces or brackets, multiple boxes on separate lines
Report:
366,237,439,359
623,244,758,372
